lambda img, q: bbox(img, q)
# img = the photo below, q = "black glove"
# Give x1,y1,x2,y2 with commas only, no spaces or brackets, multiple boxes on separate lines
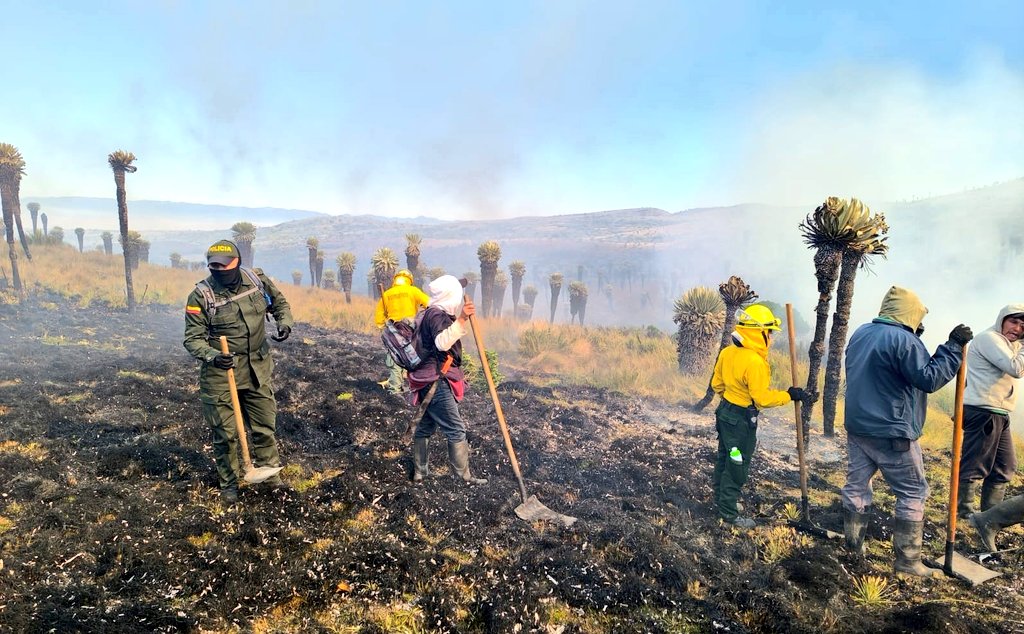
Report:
271,325,291,342
949,324,973,346
787,386,812,403
212,353,235,369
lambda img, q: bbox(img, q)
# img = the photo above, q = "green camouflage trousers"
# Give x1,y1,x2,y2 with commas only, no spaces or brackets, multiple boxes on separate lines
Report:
713,400,758,521
202,380,280,490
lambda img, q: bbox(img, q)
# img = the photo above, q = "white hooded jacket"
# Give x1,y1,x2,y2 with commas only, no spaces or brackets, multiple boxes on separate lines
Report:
964,303,1024,413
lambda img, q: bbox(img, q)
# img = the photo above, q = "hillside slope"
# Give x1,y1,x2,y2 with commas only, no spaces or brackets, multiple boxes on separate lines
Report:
0,297,1020,632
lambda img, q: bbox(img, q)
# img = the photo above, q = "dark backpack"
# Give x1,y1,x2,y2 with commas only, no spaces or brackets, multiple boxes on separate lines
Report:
381,310,429,372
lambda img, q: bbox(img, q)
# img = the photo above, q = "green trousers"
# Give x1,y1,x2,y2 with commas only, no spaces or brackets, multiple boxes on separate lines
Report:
202,380,280,490
713,400,758,521
384,352,406,394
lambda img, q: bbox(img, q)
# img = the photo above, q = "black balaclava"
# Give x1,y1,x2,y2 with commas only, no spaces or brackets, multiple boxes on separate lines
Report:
210,267,243,291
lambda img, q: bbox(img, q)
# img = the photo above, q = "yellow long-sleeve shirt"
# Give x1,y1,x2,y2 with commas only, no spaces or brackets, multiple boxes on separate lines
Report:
711,328,792,410
374,284,430,327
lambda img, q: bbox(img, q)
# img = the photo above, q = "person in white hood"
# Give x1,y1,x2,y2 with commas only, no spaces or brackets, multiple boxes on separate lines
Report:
957,304,1024,517
406,275,487,486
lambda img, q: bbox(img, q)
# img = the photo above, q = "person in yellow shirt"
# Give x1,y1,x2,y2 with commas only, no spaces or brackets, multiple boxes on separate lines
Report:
375,269,430,393
711,304,813,528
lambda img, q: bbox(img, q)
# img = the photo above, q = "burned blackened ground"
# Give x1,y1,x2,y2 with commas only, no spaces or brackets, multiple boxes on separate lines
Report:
0,296,1020,633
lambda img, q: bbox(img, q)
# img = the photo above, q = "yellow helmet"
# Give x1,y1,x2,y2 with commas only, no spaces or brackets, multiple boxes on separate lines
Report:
393,269,414,286
737,304,781,331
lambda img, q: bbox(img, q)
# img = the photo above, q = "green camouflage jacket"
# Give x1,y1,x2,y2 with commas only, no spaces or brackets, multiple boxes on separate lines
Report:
183,268,294,392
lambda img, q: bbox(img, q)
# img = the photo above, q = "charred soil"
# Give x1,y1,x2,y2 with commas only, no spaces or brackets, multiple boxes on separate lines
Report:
0,296,1021,633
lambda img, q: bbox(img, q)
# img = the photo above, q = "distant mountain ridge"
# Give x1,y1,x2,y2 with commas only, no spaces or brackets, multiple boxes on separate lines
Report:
22,197,331,231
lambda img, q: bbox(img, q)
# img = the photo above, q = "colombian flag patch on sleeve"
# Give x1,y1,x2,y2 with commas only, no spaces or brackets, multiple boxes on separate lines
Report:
186,305,202,315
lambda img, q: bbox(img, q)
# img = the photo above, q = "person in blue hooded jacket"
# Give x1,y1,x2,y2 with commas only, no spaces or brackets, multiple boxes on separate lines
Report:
841,286,972,577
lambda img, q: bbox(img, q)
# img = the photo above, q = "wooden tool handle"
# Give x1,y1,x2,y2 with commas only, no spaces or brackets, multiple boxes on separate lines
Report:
219,336,254,471
786,304,810,518
945,344,969,555
467,314,529,502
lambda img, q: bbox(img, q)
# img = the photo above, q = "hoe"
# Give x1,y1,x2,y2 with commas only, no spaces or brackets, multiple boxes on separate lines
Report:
467,314,577,527
925,344,1000,585
220,336,283,484
785,304,840,539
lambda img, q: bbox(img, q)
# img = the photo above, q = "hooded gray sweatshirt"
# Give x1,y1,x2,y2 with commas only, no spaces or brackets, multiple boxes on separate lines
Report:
964,304,1024,413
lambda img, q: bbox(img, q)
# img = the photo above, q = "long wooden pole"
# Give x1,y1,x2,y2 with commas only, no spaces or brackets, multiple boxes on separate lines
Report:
786,304,810,521
944,344,969,573
467,314,529,502
220,336,254,473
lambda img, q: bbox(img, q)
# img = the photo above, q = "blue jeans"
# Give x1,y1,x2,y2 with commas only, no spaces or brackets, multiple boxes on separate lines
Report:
842,433,929,521
413,380,466,443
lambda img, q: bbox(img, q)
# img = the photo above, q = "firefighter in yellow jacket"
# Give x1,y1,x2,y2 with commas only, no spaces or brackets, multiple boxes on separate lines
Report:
711,304,813,528
374,269,430,393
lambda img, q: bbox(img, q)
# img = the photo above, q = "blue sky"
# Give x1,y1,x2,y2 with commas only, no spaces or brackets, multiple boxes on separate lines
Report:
4,1,1022,219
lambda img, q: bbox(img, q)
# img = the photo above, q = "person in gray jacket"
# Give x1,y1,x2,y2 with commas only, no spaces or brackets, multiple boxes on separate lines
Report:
957,305,1024,518
840,286,972,577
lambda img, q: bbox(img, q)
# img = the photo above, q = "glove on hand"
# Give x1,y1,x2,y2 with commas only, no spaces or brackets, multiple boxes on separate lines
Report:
271,325,291,342
212,353,235,369
949,324,973,346
787,386,812,403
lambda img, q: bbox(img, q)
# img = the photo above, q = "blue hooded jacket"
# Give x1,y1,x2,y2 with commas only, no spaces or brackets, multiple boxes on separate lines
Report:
843,286,963,439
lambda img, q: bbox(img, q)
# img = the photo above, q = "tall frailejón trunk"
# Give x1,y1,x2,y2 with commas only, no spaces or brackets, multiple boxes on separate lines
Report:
549,281,562,323
340,271,353,303
11,188,30,261
480,262,497,317
114,170,136,312
0,184,22,290
822,248,862,437
801,248,842,441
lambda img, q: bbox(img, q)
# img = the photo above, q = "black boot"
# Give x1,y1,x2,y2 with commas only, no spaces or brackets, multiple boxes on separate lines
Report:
980,482,1008,512
843,507,868,556
447,440,487,485
956,480,981,518
970,494,1024,553
893,519,942,578
412,437,430,483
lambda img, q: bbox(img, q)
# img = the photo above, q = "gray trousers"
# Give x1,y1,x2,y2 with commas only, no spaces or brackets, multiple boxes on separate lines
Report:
841,433,929,521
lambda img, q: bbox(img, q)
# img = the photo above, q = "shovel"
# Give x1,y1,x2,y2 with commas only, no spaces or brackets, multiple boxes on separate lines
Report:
467,314,577,527
925,343,1001,585
219,336,284,484
784,304,840,539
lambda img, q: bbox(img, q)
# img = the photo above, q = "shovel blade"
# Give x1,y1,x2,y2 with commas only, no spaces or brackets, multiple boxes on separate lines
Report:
244,465,284,484
943,551,1002,586
515,495,577,527
787,519,842,540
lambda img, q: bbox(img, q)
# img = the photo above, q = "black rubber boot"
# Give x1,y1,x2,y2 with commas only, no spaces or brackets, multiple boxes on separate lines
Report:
220,486,238,505
843,507,869,556
447,440,487,485
970,494,1024,552
980,482,1008,512
412,437,430,483
893,519,942,578
956,480,982,518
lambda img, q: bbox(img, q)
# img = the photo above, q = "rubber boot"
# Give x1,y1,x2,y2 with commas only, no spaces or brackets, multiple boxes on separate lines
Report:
956,480,981,518
447,440,487,485
843,507,869,557
980,482,1008,512
412,437,430,483
892,519,942,578
970,494,1024,553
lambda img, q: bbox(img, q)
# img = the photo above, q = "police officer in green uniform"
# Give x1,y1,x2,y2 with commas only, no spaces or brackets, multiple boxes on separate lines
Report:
183,240,294,503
